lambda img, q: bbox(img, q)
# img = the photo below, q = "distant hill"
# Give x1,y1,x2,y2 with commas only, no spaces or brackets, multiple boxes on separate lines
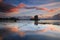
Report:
43,13,60,20
51,13,60,20
16,16,33,20
37,13,60,20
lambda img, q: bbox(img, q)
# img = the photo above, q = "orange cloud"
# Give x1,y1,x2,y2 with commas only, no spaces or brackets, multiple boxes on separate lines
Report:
36,7,48,10
5,7,19,13
0,0,3,3
0,3,26,17
9,8,19,13
48,8,60,13
48,9,56,12
0,3,19,13
18,3,26,8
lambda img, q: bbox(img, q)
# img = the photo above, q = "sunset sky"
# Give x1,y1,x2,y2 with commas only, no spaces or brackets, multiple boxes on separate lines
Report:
4,0,60,5
1,0,60,17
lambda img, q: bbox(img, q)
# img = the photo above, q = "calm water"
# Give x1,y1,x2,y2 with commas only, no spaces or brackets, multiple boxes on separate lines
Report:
0,20,60,40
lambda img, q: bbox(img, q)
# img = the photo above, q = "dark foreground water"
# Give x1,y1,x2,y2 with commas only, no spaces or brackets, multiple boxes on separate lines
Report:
0,20,60,40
